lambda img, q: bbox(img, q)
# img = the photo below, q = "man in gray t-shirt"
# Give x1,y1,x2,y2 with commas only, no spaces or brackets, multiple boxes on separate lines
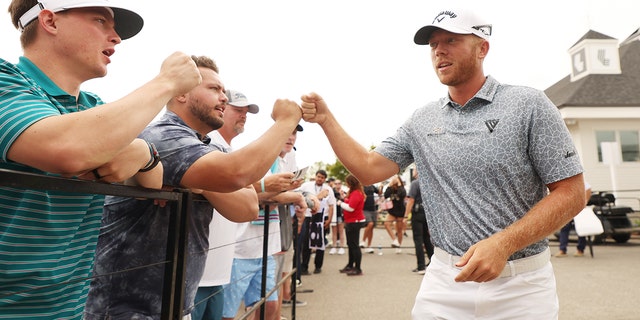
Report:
300,8,584,320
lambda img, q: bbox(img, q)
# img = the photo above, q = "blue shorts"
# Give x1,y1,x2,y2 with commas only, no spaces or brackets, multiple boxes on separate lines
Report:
222,256,277,318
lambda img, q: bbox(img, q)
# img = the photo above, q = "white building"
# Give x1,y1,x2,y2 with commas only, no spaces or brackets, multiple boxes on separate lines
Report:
545,29,640,210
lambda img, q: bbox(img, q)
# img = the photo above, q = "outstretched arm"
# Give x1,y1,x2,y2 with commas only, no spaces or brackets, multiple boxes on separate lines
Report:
181,99,302,193
300,92,398,185
9,52,201,176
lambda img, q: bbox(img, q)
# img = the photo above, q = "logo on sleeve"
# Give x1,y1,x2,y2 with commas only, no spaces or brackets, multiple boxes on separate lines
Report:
484,119,499,133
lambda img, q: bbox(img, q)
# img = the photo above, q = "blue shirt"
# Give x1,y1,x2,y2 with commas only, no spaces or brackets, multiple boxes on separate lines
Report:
85,112,224,319
375,76,583,260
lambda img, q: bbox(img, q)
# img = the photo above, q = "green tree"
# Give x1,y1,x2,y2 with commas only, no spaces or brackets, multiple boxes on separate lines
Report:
326,159,349,181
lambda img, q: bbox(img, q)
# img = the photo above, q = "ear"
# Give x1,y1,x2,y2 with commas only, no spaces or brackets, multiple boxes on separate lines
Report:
38,10,59,35
175,94,188,103
478,40,490,59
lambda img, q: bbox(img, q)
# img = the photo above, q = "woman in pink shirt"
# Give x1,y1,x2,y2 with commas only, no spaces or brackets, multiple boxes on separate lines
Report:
337,174,366,276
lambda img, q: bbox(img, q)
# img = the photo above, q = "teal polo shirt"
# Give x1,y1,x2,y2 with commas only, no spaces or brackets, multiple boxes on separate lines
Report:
0,57,105,319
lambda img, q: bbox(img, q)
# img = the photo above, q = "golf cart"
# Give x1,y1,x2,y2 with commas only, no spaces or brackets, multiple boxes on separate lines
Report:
586,192,636,243
554,192,636,244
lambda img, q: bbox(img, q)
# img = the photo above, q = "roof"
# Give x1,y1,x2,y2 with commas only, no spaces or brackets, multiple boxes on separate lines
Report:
570,30,616,48
545,30,640,107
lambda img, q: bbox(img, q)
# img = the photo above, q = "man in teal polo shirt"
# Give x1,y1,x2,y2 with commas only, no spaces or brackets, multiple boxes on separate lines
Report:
0,1,201,319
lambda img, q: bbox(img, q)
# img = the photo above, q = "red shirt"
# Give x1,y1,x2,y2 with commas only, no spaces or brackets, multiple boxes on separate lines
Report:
343,189,365,223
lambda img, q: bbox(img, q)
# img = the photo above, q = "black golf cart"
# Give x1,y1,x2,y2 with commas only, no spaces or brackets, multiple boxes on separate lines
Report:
586,192,636,243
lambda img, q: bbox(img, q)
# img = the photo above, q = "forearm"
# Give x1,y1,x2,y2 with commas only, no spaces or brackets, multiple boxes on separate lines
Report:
203,185,259,222
10,80,176,174
489,174,585,255
319,113,398,185
267,191,305,206
222,119,300,189
124,162,164,189
404,198,415,217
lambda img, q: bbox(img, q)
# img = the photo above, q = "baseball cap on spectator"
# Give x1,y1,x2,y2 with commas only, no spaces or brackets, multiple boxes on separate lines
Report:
414,9,492,45
17,0,144,40
225,90,259,114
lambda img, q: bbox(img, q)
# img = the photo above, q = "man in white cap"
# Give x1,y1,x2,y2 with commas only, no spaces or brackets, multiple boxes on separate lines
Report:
191,89,260,320
0,0,201,318
301,8,585,319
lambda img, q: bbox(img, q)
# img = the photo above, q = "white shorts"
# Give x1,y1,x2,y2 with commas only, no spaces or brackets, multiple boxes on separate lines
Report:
412,248,558,320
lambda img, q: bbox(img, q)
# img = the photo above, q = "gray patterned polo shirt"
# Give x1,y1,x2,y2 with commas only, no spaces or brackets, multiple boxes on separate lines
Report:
376,76,583,260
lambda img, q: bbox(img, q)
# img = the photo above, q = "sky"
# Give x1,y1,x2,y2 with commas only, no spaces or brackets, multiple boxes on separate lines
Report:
1,0,639,169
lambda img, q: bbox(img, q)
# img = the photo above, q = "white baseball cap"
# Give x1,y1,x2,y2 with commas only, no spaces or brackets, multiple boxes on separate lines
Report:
225,90,259,114
414,9,491,45
17,0,143,40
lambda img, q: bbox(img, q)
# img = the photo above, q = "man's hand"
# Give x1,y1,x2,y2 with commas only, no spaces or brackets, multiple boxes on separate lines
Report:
157,52,202,97
300,92,330,126
78,139,158,185
264,172,300,193
454,237,511,283
316,188,329,200
271,99,302,125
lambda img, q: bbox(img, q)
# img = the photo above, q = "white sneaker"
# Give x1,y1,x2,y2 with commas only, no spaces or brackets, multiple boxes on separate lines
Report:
337,247,345,255
359,241,366,248
364,247,375,254
329,247,337,255
395,248,402,254
391,239,400,248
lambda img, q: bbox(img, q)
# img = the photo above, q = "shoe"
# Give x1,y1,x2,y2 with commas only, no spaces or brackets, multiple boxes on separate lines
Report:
365,247,375,254
300,270,311,276
339,266,354,273
391,239,400,248
395,248,402,254
281,316,288,320
337,248,345,255
296,279,302,287
574,250,585,257
346,269,363,276
282,299,307,308
412,268,426,275
359,241,366,248
329,247,337,255
554,251,567,258
313,268,322,274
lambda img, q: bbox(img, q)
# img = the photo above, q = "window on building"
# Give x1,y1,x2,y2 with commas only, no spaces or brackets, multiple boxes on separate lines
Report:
596,131,616,162
596,130,640,163
620,131,639,162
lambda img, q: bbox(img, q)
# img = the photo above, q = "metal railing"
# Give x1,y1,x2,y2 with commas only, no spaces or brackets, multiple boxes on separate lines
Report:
0,168,297,320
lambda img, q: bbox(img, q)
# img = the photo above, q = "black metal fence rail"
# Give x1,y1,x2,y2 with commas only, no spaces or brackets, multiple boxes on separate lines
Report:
0,169,297,320
0,168,190,320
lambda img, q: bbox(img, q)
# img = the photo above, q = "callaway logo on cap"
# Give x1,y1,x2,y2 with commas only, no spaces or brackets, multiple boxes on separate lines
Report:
414,9,492,45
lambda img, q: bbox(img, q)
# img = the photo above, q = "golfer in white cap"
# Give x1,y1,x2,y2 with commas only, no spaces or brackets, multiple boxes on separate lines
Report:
301,7,584,319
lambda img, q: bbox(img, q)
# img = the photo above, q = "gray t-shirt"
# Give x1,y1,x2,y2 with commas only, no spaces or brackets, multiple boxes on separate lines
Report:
375,76,583,260
85,112,224,319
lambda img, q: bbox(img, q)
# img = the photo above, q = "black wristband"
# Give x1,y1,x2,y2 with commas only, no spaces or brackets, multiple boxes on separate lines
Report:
139,142,160,172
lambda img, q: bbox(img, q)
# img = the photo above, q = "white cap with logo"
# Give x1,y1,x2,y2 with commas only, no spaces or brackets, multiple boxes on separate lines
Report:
414,9,491,45
225,90,259,114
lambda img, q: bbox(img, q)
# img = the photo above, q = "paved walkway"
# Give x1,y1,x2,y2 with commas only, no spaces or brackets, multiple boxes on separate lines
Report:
287,228,640,320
